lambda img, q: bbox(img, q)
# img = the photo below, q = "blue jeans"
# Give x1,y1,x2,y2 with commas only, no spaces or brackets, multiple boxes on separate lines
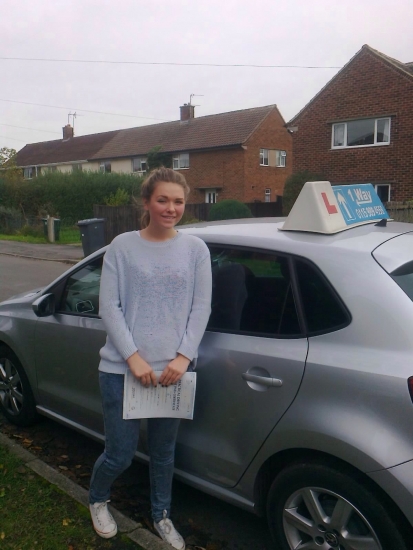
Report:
89,372,181,523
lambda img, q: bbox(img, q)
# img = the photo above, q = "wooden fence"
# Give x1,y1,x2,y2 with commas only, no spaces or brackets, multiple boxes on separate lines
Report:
94,199,283,244
386,203,413,223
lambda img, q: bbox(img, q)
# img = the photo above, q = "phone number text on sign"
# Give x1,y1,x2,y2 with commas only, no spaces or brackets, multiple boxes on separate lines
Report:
355,205,387,219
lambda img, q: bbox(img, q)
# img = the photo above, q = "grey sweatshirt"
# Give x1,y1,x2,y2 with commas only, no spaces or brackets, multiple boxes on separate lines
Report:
98,231,212,374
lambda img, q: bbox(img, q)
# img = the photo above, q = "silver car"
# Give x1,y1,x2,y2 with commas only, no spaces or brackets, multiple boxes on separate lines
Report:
1,212,413,549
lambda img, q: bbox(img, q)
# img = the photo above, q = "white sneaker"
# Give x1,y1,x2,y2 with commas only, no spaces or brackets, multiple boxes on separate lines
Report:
89,501,118,539
154,510,185,549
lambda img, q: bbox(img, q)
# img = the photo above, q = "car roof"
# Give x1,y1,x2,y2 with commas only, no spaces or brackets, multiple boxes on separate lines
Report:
178,218,413,256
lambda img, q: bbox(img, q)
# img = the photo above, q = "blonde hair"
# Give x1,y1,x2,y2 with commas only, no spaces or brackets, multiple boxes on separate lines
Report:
140,167,190,229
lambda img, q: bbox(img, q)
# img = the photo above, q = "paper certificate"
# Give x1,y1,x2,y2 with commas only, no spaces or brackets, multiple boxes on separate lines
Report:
123,370,197,420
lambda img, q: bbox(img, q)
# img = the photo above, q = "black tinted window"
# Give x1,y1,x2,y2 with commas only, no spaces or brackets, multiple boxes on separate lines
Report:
59,258,102,316
391,261,413,301
207,247,301,337
295,259,349,334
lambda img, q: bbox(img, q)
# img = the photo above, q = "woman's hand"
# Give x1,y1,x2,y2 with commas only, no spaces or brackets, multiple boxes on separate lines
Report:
127,352,157,387
159,354,191,386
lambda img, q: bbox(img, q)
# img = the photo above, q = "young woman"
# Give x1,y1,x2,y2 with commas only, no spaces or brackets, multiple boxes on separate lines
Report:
89,167,212,549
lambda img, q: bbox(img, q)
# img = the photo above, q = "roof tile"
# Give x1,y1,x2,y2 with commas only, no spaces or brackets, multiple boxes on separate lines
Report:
91,105,275,159
14,105,275,166
14,129,120,167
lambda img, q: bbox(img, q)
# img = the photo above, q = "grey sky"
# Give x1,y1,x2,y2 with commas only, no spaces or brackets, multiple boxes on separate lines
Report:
1,0,412,151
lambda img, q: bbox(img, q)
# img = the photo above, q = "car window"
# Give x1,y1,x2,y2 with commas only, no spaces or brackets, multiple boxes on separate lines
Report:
295,259,350,334
390,260,413,301
207,246,302,338
58,257,103,316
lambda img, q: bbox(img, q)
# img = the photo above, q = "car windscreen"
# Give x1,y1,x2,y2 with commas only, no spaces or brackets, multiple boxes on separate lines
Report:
391,261,413,301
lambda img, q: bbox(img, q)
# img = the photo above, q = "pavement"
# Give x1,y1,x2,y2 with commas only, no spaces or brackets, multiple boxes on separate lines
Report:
0,239,85,264
0,239,171,550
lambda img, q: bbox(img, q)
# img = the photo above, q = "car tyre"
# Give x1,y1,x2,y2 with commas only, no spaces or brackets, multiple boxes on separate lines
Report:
267,461,410,550
0,346,38,426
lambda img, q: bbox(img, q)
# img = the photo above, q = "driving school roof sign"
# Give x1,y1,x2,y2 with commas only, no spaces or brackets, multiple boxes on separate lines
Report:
281,181,389,234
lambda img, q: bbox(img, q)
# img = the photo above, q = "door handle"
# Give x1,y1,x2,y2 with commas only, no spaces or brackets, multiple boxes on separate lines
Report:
242,372,283,387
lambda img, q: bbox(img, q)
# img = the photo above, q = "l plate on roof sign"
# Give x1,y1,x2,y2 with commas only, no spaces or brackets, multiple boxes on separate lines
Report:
281,181,389,234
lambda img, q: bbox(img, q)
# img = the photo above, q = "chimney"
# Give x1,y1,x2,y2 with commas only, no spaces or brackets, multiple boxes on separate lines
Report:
62,124,74,140
180,103,195,121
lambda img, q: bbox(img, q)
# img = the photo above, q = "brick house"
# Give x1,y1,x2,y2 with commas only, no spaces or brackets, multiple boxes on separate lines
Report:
287,45,413,202
13,104,292,204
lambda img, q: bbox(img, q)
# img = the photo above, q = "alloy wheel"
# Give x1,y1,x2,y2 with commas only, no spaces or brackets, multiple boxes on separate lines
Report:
283,486,382,550
0,357,24,416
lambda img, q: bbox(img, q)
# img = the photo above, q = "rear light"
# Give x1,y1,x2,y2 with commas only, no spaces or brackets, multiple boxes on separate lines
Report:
409,377,413,403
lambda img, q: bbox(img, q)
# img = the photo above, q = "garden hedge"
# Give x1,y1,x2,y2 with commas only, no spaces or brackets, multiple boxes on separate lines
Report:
0,171,143,221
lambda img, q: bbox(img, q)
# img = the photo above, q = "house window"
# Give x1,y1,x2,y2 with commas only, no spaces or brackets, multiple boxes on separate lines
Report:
264,188,271,203
23,166,36,179
260,149,269,166
260,149,286,167
99,161,111,173
48,166,57,173
132,157,147,173
205,189,217,204
72,164,82,172
332,118,390,148
375,184,391,202
173,153,189,170
276,150,287,167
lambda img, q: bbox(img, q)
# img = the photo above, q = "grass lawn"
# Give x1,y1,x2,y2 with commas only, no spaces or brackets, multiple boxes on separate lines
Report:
0,227,81,245
0,445,143,550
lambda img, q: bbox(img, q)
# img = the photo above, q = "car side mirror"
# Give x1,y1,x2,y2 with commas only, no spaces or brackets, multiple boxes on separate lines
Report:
32,293,56,317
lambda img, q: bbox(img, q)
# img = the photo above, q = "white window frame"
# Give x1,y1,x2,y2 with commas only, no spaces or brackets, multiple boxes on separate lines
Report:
260,148,269,166
132,157,147,174
332,117,391,149
276,150,287,167
205,189,217,203
99,161,111,173
375,184,391,203
264,188,271,202
173,152,189,170
23,166,36,179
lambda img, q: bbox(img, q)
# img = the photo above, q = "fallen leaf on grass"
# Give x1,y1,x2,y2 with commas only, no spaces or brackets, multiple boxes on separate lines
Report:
23,439,33,446
59,466,69,471
0,532,5,539
12,434,23,439
62,518,71,526
61,455,69,459
0,488,6,497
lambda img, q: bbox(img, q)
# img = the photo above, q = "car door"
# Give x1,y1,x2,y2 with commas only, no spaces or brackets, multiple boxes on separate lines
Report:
34,256,107,435
175,245,308,488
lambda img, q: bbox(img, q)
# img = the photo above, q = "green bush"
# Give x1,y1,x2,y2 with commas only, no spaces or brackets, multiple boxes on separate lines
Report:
18,224,45,238
104,187,130,206
208,200,253,221
0,205,22,234
282,170,325,216
0,171,143,221
178,212,200,225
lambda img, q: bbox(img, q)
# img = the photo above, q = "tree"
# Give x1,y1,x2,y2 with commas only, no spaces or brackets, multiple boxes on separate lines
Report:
0,147,17,167
146,145,172,171
0,147,21,184
282,170,325,215
208,199,253,221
